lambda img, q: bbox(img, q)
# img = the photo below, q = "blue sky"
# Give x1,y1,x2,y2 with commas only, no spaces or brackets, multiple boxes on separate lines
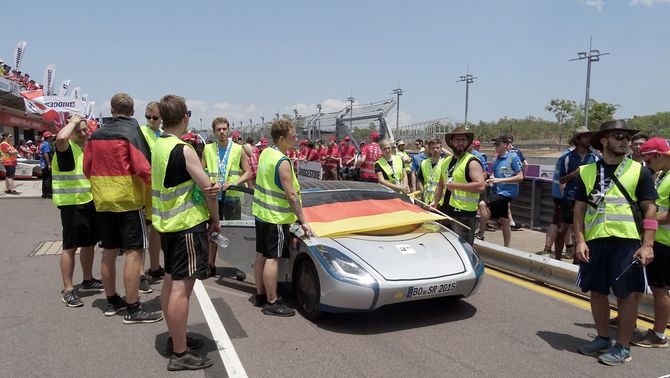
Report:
2,0,669,130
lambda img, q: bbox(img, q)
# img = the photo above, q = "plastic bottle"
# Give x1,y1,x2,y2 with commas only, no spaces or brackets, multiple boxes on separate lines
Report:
289,223,305,238
211,232,230,248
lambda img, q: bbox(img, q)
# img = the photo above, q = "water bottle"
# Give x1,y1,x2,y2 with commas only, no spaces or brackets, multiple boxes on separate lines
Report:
289,223,305,238
211,232,230,248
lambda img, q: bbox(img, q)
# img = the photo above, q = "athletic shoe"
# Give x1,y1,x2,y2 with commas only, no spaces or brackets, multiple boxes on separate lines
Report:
9,190,20,195
564,245,575,260
511,224,523,231
104,297,128,316
145,266,165,281
167,351,213,371
630,329,668,348
474,232,484,241
608,317,618,329
80,278,104,292
598,344,632,366
262,300,296,317
139,276,153,294
165,336,204,356
253,293,267,307
578,335,613,356
207,264,217,278
536,247,552,255
123,306,163,324
61,290,83,308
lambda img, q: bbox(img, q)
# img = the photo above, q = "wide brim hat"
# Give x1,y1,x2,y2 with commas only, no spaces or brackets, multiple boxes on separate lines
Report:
590,119,639,152
569,126,592,145
444,126,474,150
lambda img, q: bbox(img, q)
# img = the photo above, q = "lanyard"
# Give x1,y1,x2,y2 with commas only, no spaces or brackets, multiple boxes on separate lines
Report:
217,140,233,184
655,170,668,190
446,155,465,180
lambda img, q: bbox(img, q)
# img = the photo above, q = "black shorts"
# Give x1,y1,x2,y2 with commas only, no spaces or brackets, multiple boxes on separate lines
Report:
647,242,670,289
485,194,511,219
160,222,209,280
97,209,147,250
255,219,290,259
218,198,241,220
560,198,575,224
4,165,15,178
60,201,99,250
577,238,646,298
551,198,561,225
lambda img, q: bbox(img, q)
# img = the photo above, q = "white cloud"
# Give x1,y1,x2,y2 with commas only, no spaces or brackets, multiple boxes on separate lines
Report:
630,0,670,6
387,110,414,129
584,0,605,11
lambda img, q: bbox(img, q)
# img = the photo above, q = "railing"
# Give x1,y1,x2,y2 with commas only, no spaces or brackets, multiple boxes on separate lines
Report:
509,177,554,230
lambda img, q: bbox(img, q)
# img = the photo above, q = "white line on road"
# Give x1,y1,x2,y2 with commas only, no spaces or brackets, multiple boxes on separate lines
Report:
194,280,248,378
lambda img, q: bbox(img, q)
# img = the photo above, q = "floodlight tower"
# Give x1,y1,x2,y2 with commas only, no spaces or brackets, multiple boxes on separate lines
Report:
316,104,322,140
457,67,477,130
346,96,355,132
392,86,403,134
570,37,609,128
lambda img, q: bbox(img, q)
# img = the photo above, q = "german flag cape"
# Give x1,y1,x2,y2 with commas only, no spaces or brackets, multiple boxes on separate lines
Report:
301,190,445,237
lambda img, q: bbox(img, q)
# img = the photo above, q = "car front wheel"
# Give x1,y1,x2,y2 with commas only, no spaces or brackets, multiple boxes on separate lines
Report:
294,257,323,320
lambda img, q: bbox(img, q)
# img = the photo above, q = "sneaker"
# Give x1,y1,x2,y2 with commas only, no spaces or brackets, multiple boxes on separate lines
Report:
167,351,213,371
262,300,296,317
207,264,217,278
61,290,83,308
9,190,20,195
253,293,267,307
104,297,128,316
165,336,204,356
598,344,632,366
578,335,613,356
564,245,575,260
80,278,104,292
630,329,668,348
536,246,552,255
123,305,163,324
474,232,484,241
608,316,618,329
139,276,153,294
511,224,523,231
145,266,165,281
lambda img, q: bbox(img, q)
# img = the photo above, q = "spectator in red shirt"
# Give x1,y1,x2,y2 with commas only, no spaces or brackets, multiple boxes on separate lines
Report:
297,140,309,161
27,140,36,159
322,137,340,180
305,141,320,162
356,131,383,182
341,136,356,167
1,133,19,194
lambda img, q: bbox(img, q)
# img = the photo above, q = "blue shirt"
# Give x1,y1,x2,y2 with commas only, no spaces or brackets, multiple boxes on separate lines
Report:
492,152,523,198
39,141,51,169
551,149,572,199
509,147,526,162
471,150,488,174
411,151,426,172
557,148,600,200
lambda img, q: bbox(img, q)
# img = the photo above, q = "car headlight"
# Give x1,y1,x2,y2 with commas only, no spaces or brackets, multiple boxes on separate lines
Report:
313,244,376,286
461,240,485,277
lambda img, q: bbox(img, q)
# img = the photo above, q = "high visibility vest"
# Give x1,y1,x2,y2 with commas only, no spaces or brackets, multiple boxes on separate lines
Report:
252,147,300,224
580,159,641,242
203,141,244,199
655,171,670,246
421,157,444,204
140,124,161,151
398,151,411,172
441,153,480,211
151,136,209,233
360,143,382,181
377,155,404,187
52,141,92,206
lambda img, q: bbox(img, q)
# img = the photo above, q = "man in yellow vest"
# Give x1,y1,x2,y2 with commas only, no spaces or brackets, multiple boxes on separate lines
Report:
53,115,104,307
417,138,444,203
573,120,657,366
431,127,486,244
630,137,670,348
139,101,165,287
152,94,221,371
252,119,313,316
201,117,251,277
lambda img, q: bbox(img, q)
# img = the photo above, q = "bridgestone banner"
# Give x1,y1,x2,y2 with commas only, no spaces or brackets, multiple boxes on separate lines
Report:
14,40,27,71
42,64,56,95
296,161,323,180
58,80,71,96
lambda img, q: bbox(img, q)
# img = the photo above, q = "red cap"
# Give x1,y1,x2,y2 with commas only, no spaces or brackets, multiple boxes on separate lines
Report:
230,130,241,139
260,138,269,147
369,131,380,141
640,137,670,157
299,140,307,146
42,131,53,138
472,139,481,147
344,136,351,141
328,136,336,142
181,132,196,142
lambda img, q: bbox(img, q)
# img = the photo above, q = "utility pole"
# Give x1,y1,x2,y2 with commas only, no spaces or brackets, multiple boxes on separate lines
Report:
570,37,609,129
315,104,322,140
457,67,476,130
275,112,280,121
346,96,355,135
392,85,403,135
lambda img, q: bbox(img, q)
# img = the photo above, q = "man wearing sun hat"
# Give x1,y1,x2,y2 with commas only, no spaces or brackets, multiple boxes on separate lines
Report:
573,119,658,365
628,137,670,349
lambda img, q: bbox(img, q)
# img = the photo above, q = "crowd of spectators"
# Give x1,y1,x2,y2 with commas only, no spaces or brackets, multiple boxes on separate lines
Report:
0,58,43,91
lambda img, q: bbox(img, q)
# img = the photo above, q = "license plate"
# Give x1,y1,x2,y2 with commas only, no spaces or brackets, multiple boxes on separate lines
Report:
406,282,457,298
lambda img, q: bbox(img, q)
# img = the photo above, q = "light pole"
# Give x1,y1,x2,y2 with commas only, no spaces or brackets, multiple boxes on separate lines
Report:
570,37,609,129
315,104,322,140
199,118,202,131
457,68,476,130
392,86,403,135
346,96,355,134
275,112,280,121
260,116,265,137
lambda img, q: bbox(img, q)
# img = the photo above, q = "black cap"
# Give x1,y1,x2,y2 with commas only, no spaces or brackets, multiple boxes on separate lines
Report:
491,135,511,144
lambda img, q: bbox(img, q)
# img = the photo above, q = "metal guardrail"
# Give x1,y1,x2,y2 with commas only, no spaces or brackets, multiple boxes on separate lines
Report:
474,239,656,320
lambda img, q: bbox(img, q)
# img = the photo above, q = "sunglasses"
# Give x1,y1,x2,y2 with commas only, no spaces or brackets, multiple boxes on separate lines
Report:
186,110,192,118
609,132,631,141
145,115,159,121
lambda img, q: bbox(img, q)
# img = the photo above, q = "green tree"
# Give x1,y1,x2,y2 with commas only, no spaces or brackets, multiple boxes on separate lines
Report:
573,100,619,130
545,99,576,148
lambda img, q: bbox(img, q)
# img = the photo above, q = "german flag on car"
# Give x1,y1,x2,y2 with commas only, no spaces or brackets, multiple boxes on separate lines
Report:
301,190,445,237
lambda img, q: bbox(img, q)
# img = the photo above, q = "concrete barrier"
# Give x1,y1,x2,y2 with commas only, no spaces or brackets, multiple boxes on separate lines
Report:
474,239,656,320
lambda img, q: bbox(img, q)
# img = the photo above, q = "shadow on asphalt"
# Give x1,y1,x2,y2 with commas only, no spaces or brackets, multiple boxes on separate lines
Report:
536,330,590,354
313,297,477,335
153,324,230,377
90,295,162,314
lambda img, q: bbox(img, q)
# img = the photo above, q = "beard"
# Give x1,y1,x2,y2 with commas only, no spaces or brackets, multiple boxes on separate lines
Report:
605,143,627,157
452,147,465,155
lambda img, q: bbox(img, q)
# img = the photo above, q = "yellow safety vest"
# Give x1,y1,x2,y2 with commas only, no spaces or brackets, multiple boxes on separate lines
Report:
377,155,404,186
441,153,480,211
421,157,444,205
580,159,641,242
151,136,209,233
252,147,300,224
655,171,670,246
398,151,411,172
140,124,161,151
52,140,92,206
203,141,243,198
